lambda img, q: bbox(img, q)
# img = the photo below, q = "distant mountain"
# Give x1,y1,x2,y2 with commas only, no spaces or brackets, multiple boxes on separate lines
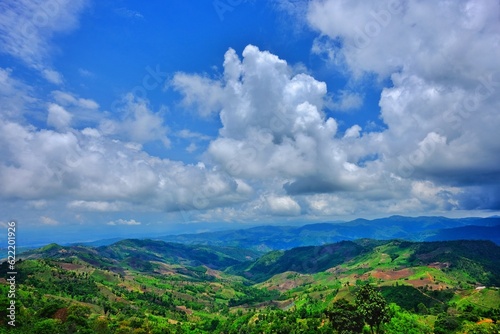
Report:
157,216,500,251
424,224,500,244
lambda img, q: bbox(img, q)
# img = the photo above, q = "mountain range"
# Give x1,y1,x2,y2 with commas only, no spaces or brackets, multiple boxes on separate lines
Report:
153,215,500,251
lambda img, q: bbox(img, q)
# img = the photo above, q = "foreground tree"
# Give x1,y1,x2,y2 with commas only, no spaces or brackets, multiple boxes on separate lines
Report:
355,284,391,334
326,298,364,334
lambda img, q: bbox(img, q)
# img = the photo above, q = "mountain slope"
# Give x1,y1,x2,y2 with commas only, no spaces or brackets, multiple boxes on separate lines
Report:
424,225,500,244
232,239,500,286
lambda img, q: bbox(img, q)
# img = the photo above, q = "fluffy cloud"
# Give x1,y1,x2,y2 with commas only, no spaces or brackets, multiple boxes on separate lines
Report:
171,73,224,117
100,94,171,147
47,103,72,130
303,0,500,210
174,45,387,200
0,116,255,216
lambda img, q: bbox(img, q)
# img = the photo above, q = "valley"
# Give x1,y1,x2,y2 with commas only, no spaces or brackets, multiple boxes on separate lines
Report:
1,236,499,333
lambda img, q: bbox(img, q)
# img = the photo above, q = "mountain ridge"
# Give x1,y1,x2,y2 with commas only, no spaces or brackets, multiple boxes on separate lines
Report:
156,216,500,251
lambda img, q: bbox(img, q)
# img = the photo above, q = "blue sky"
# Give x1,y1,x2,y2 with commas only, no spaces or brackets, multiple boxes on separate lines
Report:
1,0,499,245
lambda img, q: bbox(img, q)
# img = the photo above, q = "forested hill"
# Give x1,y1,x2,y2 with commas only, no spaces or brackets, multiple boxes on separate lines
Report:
16,238,500,287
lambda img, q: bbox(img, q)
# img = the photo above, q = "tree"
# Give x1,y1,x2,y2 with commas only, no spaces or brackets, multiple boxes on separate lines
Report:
433,314,461,334
34,319,63,334
355,284,391,334
383,304,432,334
326,298,364,334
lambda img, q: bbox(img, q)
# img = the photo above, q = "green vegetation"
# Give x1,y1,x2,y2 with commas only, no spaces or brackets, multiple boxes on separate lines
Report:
1,239,499,333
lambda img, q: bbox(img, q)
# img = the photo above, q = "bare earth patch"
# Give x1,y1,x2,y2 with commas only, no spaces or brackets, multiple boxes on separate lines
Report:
371,268,413,280
58,262,86,271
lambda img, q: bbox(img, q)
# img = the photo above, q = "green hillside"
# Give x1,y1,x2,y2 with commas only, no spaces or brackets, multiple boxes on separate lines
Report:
1,239,499,333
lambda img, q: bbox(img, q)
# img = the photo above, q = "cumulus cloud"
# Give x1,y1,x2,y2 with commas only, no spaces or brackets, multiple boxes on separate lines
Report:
47,103,72,130
302,0,500,211
174,45,382,199
344,124,362,139
100,94,171,147
0,117,253,215
171,73,224,117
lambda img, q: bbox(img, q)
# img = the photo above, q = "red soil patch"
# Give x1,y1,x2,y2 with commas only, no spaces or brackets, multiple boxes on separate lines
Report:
406,279,433,288
263,273,313,292
371,268,413,280
59,263,85,271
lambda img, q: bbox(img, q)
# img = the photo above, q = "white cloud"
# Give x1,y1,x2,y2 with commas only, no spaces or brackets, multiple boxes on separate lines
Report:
0,0,88,83
0,67,37,120
41,216,59,226
100,94,170,147
0,116,252,214
68,200,123,212
176,129,211,141
171,73,224,117
175,45,374,197
186,143,198,153
42,69,63,85
47,103,72,130
52,90,99,110
266,195,301,216
344,124,362,138
302,0,500,211
107,218,141,226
